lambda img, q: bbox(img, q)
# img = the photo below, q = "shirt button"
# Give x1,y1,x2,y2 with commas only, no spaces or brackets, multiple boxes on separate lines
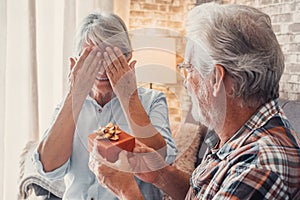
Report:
91,198,94,200
98,108,102,112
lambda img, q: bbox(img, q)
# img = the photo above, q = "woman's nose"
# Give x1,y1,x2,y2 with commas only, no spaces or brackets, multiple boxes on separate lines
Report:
184,79,188,89
98,64,106,75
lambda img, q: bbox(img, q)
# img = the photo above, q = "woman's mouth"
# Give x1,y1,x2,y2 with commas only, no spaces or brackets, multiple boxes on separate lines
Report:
96,77,109,81
96,70,109,81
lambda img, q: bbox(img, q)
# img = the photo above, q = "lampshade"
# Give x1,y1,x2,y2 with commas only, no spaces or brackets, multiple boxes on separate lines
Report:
131,35,177,84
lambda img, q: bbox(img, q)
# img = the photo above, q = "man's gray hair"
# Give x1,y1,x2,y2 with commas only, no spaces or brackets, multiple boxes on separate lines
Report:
186,3,284,107
76,13,132,57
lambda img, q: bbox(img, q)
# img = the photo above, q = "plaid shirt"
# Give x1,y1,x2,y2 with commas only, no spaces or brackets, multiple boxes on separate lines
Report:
186,99,300,199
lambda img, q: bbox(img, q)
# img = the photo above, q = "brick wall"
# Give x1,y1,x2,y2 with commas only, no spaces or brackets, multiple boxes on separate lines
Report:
129,0,196,32
128,0,300,125
130,0,197,124
129,0,196,64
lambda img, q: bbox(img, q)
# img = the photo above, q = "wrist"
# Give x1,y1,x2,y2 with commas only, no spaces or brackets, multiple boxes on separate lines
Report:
119,91,139,107
64,91,86,115
120,179,144,200
153,165,170,189
129,90,139,101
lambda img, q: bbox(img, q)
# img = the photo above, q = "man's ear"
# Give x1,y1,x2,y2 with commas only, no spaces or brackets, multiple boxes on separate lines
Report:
212,64,225,97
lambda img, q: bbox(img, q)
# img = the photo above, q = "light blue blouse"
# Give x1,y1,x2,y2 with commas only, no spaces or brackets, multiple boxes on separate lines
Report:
32,87,178,200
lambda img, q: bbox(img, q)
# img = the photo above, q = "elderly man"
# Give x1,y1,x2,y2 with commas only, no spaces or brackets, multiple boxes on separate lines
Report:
89,2,300,199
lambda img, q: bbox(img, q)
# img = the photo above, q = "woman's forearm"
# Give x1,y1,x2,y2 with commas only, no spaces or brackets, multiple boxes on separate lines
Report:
38,92,84,172
38,47,101,172
121,93,166,151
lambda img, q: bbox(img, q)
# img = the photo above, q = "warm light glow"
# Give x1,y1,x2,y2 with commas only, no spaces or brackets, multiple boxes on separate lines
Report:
131,36,177,84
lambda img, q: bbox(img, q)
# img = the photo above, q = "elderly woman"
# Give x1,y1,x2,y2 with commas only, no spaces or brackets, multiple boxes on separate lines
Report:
91,2,300,199
32,13,177,199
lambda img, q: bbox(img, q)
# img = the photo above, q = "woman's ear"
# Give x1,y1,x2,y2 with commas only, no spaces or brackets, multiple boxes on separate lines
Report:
69,57,77,71
212,64,225,97
126,52,132,62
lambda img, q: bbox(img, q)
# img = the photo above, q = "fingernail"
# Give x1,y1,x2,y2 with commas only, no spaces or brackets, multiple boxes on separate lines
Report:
97,52,101,57
103,52,108,57
113,47,119,51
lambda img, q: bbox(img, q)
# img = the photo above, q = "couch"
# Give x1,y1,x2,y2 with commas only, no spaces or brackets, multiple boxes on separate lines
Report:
18,99,300,199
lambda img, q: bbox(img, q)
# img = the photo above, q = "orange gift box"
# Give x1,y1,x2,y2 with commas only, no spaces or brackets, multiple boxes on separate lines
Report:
88,129,135,163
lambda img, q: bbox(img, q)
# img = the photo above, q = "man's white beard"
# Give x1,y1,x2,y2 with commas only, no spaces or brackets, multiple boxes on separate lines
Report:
190,93,202,122
189,91,212,128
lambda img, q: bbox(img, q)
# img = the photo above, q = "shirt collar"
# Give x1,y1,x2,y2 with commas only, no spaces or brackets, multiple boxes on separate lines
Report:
86,94,118,108
204,98,283,160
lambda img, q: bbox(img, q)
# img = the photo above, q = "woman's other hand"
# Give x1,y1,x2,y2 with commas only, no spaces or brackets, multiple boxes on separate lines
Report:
68,46,102,100
89,151,144,200
103,47,137,102
88,141,168,199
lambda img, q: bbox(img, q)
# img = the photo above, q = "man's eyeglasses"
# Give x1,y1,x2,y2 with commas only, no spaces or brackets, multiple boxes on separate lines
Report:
177,63,194,78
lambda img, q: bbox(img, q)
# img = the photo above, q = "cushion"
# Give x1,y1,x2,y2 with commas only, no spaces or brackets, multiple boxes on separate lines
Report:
279,100,300,136
18,141,65,199
171,122,206,174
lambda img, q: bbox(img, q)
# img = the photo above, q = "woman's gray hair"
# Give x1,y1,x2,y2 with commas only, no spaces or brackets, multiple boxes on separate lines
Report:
75,13,132,57
186,2,284,107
